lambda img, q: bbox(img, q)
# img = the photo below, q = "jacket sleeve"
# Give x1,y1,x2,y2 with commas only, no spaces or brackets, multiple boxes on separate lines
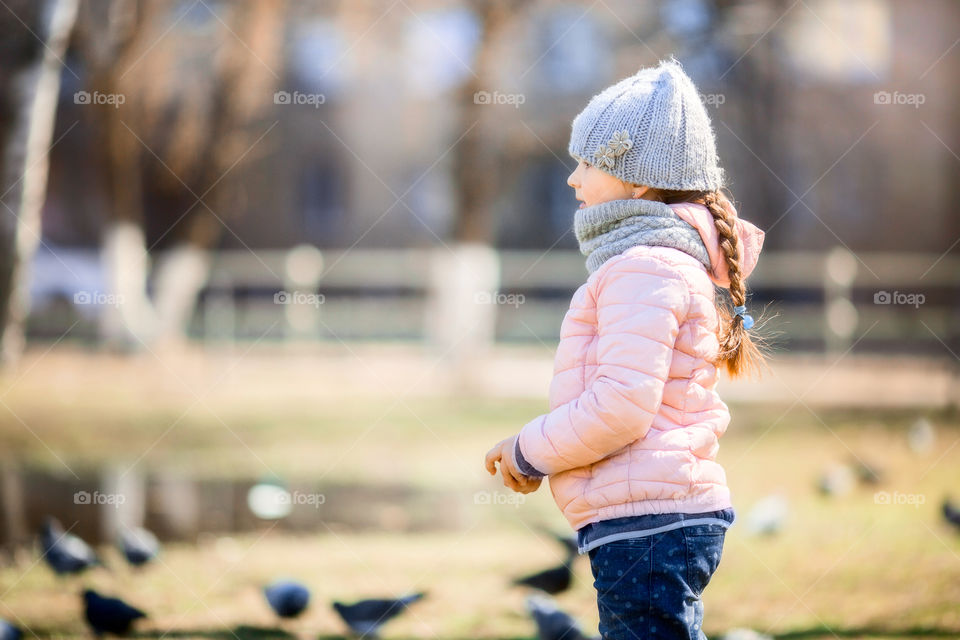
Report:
515,254,689,477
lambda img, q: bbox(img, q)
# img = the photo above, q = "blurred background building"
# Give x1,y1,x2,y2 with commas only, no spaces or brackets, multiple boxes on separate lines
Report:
1,3,960,636
1,0,958,366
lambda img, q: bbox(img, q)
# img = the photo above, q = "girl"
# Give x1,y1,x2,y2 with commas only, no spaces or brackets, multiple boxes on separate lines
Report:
484,57,767,640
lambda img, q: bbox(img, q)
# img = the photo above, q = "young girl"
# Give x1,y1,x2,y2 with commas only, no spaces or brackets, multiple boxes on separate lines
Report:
484,57,767,639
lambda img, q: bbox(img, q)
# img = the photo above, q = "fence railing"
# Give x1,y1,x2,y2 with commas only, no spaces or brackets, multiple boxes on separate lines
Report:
193,247,959,356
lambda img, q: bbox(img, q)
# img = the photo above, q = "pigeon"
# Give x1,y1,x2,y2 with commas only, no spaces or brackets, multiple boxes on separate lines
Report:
83,589,147,636
513,562,573,595
332,592,425,637
943,498,960,532
39,517,101,576
513,542,577,596
527,595,598,640
264,580,310,618
0,620,22,640
849,455,883,485
908,417,935,454
118,526,159,567
538,526,579,558
745,494,788,536
817,463,855,497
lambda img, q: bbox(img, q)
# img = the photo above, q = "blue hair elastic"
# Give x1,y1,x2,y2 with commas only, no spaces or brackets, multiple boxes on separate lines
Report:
733,305,755,330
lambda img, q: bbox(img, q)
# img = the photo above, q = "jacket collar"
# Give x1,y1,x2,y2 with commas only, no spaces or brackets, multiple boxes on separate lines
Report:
668,201,765,288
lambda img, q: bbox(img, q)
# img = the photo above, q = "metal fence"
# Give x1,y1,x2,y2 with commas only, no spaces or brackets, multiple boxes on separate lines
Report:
191,247,960,357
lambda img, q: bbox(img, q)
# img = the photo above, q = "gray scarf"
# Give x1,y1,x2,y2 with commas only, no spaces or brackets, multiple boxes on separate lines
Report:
574,198,711,274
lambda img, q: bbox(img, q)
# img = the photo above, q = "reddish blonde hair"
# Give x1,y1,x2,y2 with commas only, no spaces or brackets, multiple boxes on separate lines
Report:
647,186,771,379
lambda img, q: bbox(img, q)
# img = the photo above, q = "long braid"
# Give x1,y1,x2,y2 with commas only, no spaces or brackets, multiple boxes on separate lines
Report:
701,190,765,377
650,187,769,379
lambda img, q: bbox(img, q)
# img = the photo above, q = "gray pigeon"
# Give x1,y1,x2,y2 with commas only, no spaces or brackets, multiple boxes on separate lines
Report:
817,463,855,497
513,542,576,595
908,417,935,454
745,494,788,536
513,563,573,595
0,619,22,640
83,589,147,636
264,579,310,618
943,497,960,532
118,526,159,567
849,455,883,485
332,592,425,637
538,526,579,558
527,595,598,640
40,517,101,576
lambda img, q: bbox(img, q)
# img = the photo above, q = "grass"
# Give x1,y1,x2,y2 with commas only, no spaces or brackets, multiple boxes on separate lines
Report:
1,347,959,638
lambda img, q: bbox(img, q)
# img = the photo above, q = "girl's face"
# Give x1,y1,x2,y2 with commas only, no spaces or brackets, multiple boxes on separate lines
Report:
567,159,650,208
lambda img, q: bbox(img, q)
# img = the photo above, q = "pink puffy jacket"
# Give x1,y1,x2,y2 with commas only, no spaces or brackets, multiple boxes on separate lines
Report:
515,201,763,531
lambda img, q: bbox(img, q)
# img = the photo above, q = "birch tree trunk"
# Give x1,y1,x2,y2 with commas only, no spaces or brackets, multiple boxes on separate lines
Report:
426,1,525,386
0,0,78,366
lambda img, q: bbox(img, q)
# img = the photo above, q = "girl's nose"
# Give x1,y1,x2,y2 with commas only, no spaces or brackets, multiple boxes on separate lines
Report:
567,167,579,188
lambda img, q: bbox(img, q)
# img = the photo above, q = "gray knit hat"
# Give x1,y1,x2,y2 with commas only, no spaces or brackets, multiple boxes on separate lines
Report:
568,56,724,191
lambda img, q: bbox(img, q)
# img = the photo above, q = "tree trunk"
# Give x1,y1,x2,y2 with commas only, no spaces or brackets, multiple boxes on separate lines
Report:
427,1,526,382
0,0,78,366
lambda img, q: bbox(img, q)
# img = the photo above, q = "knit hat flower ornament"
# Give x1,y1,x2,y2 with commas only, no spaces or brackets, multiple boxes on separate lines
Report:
593,130,633,170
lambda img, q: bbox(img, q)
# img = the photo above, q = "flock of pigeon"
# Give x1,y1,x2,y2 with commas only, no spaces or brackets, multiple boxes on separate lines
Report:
0,516,432,638
2,417,958,639
0,518,600,639
10,494,958,640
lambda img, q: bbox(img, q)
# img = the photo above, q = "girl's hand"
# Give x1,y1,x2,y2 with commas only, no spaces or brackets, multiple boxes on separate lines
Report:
484,436,542,494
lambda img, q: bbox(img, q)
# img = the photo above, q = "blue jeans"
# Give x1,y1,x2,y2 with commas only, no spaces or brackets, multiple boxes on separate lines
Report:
587,522,727,640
